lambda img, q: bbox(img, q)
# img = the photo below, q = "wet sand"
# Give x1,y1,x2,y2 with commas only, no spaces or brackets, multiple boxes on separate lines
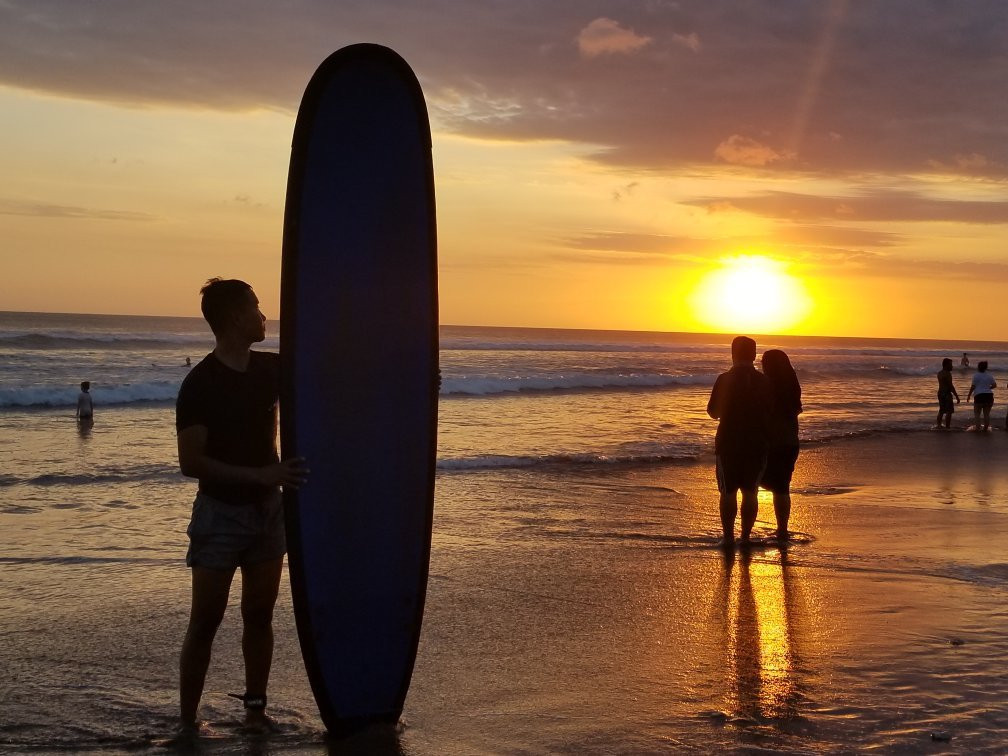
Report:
4,430,1008,753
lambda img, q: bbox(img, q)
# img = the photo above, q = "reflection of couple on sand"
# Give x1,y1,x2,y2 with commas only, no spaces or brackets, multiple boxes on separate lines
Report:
716,548,800,724
707,336,802,548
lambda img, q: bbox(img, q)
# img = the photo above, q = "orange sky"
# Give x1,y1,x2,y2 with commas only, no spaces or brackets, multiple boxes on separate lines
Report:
2,2,1007,339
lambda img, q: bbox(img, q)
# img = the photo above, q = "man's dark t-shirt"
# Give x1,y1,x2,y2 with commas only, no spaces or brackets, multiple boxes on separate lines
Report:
707,364,771,456
176,351,280,505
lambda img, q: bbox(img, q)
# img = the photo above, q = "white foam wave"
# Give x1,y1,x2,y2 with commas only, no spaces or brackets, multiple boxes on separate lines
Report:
440,339,721,354
0,381,181,408
437,449,700,471
441,372,716,396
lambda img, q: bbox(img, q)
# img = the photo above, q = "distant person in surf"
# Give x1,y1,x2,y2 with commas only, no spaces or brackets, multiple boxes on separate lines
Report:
966,360,996,432
174,278,308,737
76,381,94,423
936,358,961,429
760,349,802,540
707,336,771,548
961,353,970,369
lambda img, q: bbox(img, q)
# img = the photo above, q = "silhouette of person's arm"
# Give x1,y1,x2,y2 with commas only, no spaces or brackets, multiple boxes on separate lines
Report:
178,424,308,489
708,375,725,419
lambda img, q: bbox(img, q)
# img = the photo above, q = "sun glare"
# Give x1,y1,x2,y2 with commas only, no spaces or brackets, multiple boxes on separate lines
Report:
689,255,811,334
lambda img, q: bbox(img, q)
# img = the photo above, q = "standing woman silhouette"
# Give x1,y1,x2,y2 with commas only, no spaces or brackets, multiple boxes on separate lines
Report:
760,349,802,540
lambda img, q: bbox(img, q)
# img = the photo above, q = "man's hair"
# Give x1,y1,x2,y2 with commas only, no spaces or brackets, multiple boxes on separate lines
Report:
731,335,757,363
80,381,90,391
942,358,953,370
199,278,252,334
979,360,989,372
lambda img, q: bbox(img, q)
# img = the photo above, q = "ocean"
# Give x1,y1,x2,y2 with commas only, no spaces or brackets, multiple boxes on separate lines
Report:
4,311,1005,468
4,311,1008,753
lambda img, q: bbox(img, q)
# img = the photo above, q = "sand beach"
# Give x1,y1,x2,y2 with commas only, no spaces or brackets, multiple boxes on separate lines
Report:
5,429,1008,753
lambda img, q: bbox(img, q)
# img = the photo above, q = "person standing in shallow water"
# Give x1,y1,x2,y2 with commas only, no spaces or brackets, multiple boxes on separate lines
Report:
760,349,802,540
76,381,94,422
174,278,308,736
707,336,771,548
966,360,996,432
936,358,960,429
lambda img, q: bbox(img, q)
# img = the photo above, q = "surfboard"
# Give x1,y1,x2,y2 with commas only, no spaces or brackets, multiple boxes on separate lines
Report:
279,44,438,734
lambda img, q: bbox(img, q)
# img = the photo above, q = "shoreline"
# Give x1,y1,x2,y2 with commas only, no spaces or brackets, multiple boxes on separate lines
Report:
4,429,1008,752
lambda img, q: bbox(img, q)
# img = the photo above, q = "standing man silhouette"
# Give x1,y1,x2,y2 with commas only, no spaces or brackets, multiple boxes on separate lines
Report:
707,336,771,548
175,278,308,735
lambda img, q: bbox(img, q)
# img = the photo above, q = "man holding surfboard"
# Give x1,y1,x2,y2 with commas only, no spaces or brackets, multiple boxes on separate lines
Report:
175,278,308,733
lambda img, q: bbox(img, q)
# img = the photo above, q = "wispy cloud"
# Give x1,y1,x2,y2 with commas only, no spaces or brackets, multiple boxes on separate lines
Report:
714,136,794,167
0,198,155,221
577,18,652,58
684,190,1008,224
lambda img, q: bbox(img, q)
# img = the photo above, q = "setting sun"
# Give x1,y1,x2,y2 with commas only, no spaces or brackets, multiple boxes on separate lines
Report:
689,255,812,334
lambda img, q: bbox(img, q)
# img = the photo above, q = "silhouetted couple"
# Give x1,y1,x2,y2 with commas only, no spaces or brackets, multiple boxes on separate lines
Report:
707,336,802,547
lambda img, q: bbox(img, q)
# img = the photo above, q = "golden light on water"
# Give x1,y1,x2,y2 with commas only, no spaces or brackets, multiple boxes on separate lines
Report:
689,255,812,335
724,553,798,720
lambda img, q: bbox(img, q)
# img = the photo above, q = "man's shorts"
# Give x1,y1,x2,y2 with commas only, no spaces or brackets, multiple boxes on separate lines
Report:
760,444,800,493
716,450,767,494
975,393,994,408
938,392,955,414
185,490,285,571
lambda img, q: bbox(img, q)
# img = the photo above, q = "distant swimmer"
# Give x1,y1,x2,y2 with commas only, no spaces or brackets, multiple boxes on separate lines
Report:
185,357,192,367
961,352,970,368
707,336,771,548
966,360,996,432
936,358,961,429
760,349,802,541
76,381,94,422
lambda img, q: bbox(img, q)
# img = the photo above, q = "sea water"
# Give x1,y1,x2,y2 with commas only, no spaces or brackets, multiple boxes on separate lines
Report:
4,311,1008,752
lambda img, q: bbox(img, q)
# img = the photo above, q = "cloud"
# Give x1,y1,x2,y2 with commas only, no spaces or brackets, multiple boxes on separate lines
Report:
672,31,701,52
0,198,155,221
714,135,794,167
773,225,901,248
564,231,699,255
612,181,639,201
685,190,1008,224
553,225,1008,284
797,246,1008,283
561,226,900,264
0,1,1006,178
577,18,652,58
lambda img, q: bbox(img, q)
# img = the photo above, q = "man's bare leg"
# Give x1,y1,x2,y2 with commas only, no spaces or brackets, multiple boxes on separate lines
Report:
739,488,758,544
719,490,738,547
773,490,791,539
180,566,236,726
239,556,284,727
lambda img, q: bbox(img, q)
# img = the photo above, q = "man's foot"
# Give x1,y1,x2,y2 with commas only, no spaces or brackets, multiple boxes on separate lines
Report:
717,536,735,551
242,710,281,735
775,529,789,541
166,720,208,750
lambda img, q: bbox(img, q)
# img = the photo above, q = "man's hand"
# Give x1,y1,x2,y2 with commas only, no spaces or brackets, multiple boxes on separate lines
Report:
259,458,310,489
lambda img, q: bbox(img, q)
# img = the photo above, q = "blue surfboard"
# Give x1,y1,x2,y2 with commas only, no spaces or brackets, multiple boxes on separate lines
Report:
279,44,438,734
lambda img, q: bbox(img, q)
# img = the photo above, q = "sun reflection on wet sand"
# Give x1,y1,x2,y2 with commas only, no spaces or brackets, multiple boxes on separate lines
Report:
720,549,800,723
